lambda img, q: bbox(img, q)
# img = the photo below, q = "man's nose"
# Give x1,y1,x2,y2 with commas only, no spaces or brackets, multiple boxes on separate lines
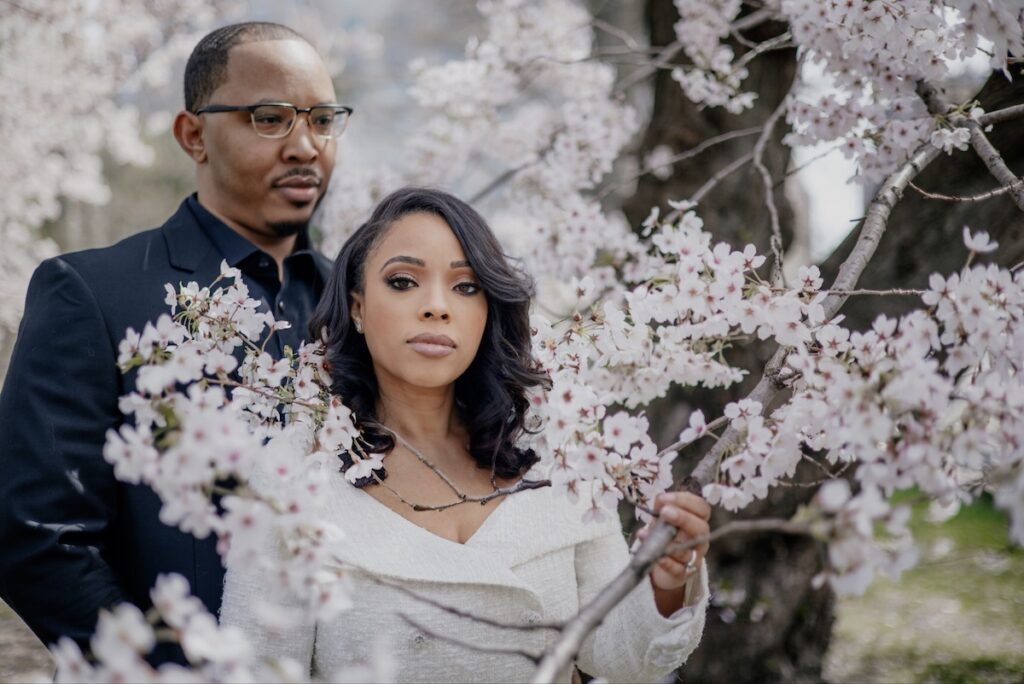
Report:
281,115,321,162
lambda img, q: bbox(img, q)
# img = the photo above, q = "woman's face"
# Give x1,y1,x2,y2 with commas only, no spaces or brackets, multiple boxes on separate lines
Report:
350,212,488,391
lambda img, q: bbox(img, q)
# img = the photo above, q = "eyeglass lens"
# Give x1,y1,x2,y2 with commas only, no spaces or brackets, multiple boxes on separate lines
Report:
251,105,349,138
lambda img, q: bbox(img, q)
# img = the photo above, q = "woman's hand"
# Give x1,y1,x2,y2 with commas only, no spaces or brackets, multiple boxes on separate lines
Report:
640,492,711,592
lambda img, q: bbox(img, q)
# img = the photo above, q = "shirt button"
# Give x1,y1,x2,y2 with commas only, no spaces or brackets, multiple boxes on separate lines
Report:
277,300,286,313
412,633,428,650
259,257,270,269
523,610,541,625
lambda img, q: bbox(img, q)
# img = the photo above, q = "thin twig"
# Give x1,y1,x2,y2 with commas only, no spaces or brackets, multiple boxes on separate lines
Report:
780,142,844,184
823,287,924,297
661,150,757,227
614,40,684,95
731,31,793,75
662,517,811,557
598,127,762,199
909,179,1024,203
207,377,321,411
731,6,776,33
591,18,644,51
752,95,790,286
399,613,541,663
655,415,730,461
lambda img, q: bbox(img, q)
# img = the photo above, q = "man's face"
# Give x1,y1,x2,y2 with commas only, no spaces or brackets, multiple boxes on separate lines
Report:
198,39,338,236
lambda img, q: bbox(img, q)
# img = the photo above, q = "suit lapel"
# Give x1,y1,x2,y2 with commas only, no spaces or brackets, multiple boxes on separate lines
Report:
161,201,216,274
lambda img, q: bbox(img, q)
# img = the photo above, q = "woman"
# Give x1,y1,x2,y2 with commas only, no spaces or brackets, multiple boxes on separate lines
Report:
221,187,712,682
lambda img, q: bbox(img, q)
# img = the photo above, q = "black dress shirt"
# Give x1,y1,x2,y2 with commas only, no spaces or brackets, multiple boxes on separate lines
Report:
186,194,324,356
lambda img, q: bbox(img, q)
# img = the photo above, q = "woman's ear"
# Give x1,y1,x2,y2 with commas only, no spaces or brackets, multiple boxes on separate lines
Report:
173,110,207,163
350,291,365,330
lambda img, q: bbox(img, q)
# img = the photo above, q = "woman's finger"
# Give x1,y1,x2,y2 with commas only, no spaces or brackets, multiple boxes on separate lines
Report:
668,546,698,565
655,492,711,520
656,556,690,580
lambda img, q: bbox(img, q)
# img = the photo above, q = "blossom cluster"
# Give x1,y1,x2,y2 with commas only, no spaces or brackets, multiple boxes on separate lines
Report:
527,205,818,521
0,0,234,351
664,1,1024,181
670,0,756,113
74,263,367,680
318,0,641,283
695,229,1021,593
526,210,1023,595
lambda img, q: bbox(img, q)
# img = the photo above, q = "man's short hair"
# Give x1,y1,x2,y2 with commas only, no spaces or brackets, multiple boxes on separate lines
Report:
184,22,308,113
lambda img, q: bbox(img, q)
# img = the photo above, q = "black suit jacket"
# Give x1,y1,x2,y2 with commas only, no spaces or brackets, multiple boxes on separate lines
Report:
0,200,330,655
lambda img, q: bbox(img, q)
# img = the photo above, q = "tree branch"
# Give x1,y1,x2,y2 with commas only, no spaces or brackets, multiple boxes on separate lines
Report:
917,81,1024,212
531,126,949,684
964,120,1024,212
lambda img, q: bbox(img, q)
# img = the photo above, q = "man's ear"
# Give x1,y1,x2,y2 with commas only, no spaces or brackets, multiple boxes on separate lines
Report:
173,110,207,163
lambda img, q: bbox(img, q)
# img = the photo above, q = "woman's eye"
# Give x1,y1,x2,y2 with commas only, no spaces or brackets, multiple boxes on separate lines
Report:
455,281,481,295
386,275,417,290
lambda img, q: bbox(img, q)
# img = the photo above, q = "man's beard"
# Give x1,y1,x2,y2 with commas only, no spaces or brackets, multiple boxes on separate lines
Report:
269,220,307,237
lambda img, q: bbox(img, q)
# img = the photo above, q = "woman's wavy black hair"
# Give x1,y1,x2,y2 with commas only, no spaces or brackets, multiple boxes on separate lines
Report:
309,186,549,486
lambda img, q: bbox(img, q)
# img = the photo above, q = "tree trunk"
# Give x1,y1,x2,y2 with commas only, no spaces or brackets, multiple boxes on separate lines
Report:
619,2,836,681
819,67,1024,329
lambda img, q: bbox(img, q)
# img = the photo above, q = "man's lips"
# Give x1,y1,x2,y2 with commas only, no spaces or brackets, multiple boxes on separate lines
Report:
407,333,456,358
273,175,321,203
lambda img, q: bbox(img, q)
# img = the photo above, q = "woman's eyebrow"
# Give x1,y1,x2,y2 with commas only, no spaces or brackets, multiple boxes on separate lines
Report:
450,260,470,269
380,255,425,271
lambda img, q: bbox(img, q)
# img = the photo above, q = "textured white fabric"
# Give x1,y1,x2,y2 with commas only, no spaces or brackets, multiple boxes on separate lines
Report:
220,463,709,683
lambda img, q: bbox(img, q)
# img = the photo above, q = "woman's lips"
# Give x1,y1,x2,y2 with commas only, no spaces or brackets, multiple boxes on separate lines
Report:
407,333,456,358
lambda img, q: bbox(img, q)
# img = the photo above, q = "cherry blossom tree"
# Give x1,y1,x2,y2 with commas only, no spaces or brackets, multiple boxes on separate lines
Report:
3,0,1023,682
0,0,251,355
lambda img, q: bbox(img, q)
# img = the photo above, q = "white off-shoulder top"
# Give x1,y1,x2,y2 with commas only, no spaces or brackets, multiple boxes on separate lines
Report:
220,463,709,683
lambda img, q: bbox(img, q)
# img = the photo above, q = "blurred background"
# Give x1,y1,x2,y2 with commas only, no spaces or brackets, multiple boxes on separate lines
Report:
1,1,1022,682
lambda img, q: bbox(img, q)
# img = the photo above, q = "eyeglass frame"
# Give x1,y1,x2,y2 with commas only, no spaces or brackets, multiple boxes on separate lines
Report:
193,102,354,139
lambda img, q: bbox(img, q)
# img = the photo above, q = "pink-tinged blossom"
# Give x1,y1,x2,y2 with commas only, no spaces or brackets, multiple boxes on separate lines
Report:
602,411,644,455
344,452,386,484
930,127,971,154
91,603,155,667
677,409,708,445
962,226,998,253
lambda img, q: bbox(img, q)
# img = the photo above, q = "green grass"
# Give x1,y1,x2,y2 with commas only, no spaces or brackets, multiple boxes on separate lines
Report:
825,493,1024,683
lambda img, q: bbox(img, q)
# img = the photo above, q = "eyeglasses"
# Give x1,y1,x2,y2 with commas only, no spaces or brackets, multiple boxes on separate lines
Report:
194,102,353,139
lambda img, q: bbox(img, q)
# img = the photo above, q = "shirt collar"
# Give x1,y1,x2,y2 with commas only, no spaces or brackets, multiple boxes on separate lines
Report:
185,194,314,267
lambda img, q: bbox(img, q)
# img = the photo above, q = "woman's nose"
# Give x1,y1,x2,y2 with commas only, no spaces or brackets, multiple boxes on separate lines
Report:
419,288,450,321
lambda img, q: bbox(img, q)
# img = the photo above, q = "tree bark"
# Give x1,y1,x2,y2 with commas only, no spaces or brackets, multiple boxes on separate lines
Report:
619,2,836,681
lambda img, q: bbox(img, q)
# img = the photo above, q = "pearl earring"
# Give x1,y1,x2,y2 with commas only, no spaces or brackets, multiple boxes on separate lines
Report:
354,320,363,334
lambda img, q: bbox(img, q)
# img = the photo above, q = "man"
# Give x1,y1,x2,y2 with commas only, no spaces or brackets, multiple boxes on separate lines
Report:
0,22,344,659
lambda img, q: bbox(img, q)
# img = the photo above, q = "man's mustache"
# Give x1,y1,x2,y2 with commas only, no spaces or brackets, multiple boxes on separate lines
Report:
272,168,322,186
